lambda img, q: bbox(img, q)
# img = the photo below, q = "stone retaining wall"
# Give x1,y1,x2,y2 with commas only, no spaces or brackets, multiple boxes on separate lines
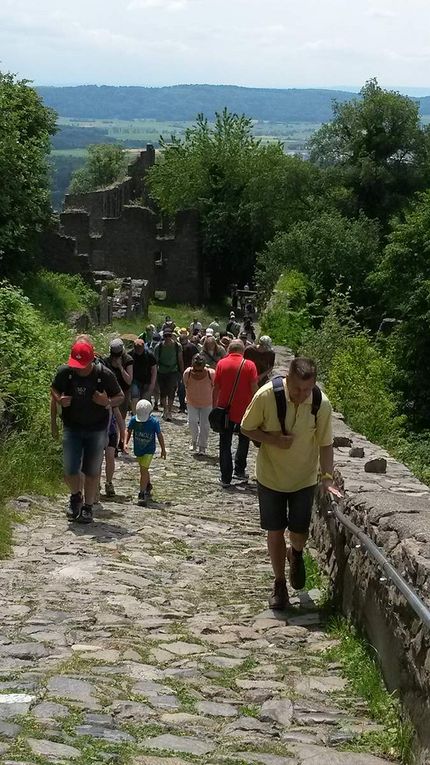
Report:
311,411,430,762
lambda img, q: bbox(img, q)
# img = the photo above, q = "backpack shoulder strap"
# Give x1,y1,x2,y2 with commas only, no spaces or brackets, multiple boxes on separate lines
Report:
272,376,287,435
311,385,322,422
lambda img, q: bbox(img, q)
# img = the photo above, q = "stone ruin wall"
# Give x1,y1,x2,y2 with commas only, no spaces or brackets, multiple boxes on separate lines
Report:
312,413,430,762
42,145,205,307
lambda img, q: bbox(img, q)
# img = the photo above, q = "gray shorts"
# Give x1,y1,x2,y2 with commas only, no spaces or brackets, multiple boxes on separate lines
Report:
257,482,316,533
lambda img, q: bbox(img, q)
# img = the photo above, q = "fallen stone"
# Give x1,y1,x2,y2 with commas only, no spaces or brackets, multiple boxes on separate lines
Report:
260,698,293,726
333,436,353,448
364,458,387,474
349,447,365,458
140,733,215,755
27,737,81,760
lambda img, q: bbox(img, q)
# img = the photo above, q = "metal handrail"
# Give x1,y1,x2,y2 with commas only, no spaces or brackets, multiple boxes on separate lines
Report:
326,494,430,630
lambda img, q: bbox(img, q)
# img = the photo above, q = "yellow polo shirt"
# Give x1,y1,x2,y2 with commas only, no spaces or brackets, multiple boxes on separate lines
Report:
241,379,333,493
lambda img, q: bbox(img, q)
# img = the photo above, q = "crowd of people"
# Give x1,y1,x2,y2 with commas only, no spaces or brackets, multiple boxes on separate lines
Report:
51,310,334,607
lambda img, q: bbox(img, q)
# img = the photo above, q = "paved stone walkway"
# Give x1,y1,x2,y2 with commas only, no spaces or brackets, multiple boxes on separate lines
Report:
0,353,396,764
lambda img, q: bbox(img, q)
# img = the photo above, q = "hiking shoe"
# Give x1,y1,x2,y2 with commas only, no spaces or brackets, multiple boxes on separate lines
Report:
198,447,206,455
287,547,306,590
269,579,289,610
105,481,115,498
137,490,147,507
234,471,249,481
220,479,232,489
189,442,197,452
66,491,82,521
76,504,93,524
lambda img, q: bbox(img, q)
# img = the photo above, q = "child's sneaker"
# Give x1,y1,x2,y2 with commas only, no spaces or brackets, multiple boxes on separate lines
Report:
76,504,93,524
66,491,82,521
105,481,115,498
137,490,147,507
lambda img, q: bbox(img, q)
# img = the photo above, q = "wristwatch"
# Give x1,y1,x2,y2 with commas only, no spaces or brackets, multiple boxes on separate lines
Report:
321,472,333,481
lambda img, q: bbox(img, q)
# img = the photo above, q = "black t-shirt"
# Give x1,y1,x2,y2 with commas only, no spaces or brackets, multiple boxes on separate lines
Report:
181,341,198,370
52,364,122,431
103,353,133,392
130,349,157,385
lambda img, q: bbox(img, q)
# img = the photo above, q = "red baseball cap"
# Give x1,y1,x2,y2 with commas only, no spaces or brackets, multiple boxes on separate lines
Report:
68,341,95,369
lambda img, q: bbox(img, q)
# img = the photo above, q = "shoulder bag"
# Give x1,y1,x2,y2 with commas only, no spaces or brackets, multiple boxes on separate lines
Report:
209,359,245,433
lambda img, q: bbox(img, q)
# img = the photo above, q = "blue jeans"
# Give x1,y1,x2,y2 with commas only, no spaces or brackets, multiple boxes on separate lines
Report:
63,427,107,477
219,421,249,484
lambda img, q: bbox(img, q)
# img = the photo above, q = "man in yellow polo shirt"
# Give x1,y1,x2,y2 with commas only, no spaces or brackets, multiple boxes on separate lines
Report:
241,357,333,609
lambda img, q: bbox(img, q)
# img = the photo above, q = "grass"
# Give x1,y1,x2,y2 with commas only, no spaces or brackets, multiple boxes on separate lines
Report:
110,299,230,339
327,616,414,763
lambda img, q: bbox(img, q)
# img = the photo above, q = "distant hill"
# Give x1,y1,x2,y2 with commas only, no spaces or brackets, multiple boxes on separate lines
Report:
38,84,362,123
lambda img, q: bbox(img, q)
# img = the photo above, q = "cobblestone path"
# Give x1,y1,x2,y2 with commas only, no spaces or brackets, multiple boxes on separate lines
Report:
0,351,395,765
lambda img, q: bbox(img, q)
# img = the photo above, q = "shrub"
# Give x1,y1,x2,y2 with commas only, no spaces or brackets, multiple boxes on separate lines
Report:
22,270,98,324
68,144,127,193
260,270,311,351
326,334,406,445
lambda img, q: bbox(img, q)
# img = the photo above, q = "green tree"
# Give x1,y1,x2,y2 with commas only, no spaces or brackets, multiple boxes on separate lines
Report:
68,144,127,193
373,191,430,424
310,79,430,225
0,71,57,276
255,210,380,316
148,109,319,296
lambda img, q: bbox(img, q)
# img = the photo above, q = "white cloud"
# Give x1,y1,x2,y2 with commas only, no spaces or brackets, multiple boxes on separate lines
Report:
367,8,398,19
127,0,188,10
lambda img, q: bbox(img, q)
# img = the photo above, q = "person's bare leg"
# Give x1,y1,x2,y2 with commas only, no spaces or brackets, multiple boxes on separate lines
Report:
287,530,308,590
83,474,99,506
105,447,115,484
140,466,150,492
65,475,81,494
267,530,287,581
289,530,308,552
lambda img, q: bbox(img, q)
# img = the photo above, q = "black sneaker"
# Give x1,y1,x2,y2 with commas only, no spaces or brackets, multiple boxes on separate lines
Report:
287,547,306,590
66,492,82,521
137,490,147,507
105,481,115,498
76,504,93,524
234,471,249,481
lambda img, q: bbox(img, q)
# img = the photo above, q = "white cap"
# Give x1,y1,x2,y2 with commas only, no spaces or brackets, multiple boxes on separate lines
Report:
135,399,153,422
259,335,273,350
205,328,214,337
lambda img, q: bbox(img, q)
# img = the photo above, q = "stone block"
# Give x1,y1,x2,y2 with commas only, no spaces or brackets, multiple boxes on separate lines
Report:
364,458,387,474
349,447,365,458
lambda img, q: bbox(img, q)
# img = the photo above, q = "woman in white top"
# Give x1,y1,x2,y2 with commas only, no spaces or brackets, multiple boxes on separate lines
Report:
183,354,215,455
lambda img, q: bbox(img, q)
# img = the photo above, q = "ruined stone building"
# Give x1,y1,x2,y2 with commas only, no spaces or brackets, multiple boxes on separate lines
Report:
43,145,206,305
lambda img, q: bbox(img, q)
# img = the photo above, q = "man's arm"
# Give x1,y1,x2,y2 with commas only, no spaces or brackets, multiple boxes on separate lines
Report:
178,346,184,375
240,426,294,449
319,444,334,493
50,395,59,439
120,361,133,387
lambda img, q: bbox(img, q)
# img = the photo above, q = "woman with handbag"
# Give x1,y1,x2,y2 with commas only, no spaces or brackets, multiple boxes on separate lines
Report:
183,354,215,455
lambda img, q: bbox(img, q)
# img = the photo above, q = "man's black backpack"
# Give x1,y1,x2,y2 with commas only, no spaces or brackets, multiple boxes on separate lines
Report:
253,376,322,446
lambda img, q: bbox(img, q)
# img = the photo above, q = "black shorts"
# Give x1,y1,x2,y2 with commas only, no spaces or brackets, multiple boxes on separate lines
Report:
158,372,178,400
258,482,316,533
107,432,118,449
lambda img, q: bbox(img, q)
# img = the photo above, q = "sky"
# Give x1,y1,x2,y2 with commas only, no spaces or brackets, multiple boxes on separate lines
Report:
1,0,430,92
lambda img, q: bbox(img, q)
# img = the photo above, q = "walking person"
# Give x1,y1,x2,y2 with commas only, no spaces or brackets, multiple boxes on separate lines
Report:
104,338,134,420
183,354,215,455
104,409,125,498
213,340,258,487
125,399,166,506
241,357,333,607
226,312,240,338
177,329,199,413
154,327,183,421
201,329,226,369
51,340,123,523
130,338,157,412
244,335,276,387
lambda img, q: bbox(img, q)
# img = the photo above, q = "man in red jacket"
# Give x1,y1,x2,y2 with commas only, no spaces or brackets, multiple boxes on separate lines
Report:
213,340,258,487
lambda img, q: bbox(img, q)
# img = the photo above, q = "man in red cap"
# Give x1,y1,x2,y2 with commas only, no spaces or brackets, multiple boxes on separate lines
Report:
51,340,124,523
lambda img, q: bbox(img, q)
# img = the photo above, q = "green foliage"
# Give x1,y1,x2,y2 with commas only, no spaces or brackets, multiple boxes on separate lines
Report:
326,335,406,445
22,269,98,323
328,617,414,763
373,191,430,424
260,270,312,352
300,289,361,381
310,79,430,224
148,109,318,295
68,143,127,193
0,71,57,276
256,210,380,313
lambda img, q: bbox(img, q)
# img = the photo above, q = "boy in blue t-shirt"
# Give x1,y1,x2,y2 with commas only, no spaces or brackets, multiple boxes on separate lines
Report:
125,399,166,506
